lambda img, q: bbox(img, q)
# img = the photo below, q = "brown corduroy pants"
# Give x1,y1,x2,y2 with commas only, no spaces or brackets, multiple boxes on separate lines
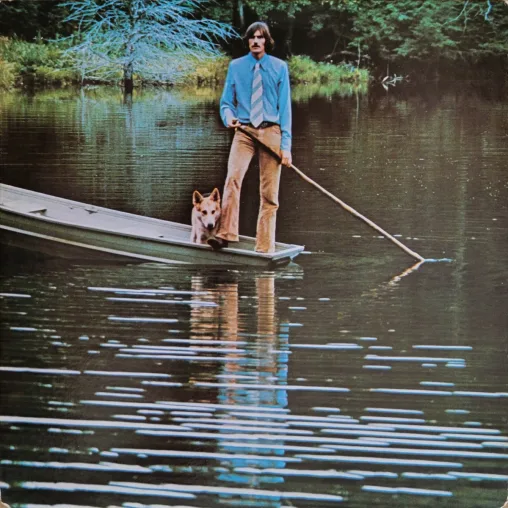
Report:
217,125,282,253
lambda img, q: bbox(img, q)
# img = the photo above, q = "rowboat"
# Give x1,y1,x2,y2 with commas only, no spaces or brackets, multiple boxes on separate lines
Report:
0,184,304,267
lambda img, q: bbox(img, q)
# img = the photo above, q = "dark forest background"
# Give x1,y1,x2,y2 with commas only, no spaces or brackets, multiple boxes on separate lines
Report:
0,0,507,80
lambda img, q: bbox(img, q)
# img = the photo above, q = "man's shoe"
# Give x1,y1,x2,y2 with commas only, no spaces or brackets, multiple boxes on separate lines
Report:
208,237,229,250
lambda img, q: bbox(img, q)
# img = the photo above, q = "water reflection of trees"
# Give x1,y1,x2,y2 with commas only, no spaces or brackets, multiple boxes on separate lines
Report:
0,87,231,221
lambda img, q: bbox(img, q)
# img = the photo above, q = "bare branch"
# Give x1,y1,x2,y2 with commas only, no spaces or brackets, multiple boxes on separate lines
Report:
445,0,470,25
484,0,492,20
59,0,237,85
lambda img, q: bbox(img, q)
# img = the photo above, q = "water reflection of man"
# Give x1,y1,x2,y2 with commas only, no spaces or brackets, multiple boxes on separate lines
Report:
190,273,289,506
0,492,11,508
209,21,292,254
217,274,288,507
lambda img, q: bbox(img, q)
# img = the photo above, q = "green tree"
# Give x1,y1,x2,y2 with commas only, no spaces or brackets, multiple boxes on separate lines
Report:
0,0,72,39
344,0,508,73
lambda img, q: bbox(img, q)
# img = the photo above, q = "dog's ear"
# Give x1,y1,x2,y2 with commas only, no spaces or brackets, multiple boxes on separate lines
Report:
210,188,220,202
193,190,203,205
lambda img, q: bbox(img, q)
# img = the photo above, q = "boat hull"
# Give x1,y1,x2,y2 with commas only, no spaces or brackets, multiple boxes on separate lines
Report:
0,185,304,267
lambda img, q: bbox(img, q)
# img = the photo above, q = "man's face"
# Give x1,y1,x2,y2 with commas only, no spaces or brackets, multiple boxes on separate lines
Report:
249,29,266,58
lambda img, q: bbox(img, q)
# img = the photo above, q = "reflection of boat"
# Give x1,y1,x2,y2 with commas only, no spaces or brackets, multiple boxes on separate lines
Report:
0,184,304,267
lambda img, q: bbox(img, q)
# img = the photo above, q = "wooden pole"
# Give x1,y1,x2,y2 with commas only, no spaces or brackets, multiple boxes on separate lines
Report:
237,125,425,262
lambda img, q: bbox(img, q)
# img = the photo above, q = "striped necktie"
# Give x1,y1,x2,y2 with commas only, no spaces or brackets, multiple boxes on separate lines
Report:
250,62,263,127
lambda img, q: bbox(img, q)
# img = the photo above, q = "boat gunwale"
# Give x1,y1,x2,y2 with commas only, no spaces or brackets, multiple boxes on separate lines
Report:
0,224,192,265
0,185,304,262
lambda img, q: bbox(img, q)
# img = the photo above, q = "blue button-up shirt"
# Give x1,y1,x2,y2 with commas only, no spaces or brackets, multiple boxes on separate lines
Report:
220,53,292,152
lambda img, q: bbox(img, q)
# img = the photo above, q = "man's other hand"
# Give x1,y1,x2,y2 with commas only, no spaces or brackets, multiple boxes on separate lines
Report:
228,118,241,128
281,150,292,167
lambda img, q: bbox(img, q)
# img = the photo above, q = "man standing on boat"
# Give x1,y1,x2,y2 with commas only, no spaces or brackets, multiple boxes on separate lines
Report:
208,21,292,253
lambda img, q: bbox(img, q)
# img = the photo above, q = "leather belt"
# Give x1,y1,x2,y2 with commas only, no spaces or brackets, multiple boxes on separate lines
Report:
242,121,277,129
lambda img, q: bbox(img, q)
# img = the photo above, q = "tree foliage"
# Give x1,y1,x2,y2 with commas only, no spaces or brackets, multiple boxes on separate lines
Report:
0,0,72,39
0,0,506,79
202,0,507,74
60,0,236,89
345,0,508,66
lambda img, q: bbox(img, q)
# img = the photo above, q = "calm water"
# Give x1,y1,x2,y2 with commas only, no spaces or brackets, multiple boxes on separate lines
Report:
0,82,507,507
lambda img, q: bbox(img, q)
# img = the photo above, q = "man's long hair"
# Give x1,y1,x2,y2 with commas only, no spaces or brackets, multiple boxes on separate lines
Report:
243,22,275,52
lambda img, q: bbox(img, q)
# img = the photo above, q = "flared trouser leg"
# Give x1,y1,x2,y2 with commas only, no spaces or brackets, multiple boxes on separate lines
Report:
217,129,255,243
255,127,282,253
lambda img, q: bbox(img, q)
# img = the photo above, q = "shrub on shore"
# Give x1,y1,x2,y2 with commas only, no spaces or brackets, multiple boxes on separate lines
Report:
0,57,15,89
181,55,370,88
0,37,78,87
289,55,369,84
179,56,231,87
0,38,369,90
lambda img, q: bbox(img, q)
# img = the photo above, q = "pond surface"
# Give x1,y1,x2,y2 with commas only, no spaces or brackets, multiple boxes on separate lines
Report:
0,82,507,507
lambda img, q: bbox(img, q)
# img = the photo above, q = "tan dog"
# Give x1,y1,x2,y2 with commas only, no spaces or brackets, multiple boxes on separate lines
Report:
191,188,221,244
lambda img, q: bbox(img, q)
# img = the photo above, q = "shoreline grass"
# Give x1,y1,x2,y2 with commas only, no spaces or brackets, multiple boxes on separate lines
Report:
289,55,369,84
0,38,370,91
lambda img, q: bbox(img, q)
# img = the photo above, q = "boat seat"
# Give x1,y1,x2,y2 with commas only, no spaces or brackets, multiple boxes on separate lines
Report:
111,225,188,242
114,226,166,237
